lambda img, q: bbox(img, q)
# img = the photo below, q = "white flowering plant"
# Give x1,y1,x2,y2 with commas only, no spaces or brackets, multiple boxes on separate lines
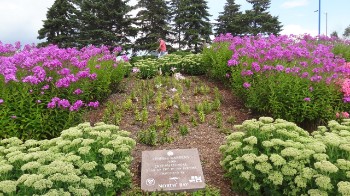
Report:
0,122,136,195
220,117,350,195
131,54,206,79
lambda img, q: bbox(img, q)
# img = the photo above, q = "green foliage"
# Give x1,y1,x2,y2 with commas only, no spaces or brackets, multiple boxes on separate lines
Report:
202,42,233,82
37,0,79,47
172,111,180,123
343,24,350,38
131,54,206,78
0,122,136,195
39,0,137,48
220,117,350,195
215,0,243,36
215,112,223,128
179,125,189,136
333,42,350,62
138,126,158,146
0,58,126,140
243,0,282,35
134,0,171,52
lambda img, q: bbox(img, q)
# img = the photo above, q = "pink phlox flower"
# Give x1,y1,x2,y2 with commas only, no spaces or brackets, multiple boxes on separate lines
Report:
70,100,84,111
241,70,253,77
22,75,40,85
303,97,311,102
73,89,83,95
95,64,101,69
343,96,350,103
342,79,350,97
0,99,3,104
122,54,129,62
275,65,284,72
88,101,99,108
76,70,90,79
58,99,70,108
41,85,49,90
227,59,238,67
251,62,260,72
243,82,251,89
342,112,349,118
58,68,71,76
89,73,97,80
114,46,122,53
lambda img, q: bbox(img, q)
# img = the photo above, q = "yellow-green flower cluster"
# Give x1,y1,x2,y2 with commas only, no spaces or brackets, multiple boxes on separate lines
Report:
220,117,350,195
0,122,135,195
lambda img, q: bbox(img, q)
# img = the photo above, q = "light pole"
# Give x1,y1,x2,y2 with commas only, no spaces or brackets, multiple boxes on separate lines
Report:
325,12,328,36
318,0,321,36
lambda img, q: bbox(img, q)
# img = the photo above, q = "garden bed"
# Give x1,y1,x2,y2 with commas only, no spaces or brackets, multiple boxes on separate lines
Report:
84,74,255,195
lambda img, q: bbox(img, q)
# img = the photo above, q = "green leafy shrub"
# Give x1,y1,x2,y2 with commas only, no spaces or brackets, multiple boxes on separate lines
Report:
220,117,350,196
333,42,350,62
131,54,206,78
0,46,127,140
202,42,232,82
0,122,136,195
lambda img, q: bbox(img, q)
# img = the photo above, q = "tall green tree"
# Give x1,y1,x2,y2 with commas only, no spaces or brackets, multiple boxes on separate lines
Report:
38,0,137,48
330,31,339,38
215,0,243,36
180,0,212,53
243,0,282,35
344,25,350,38
169,0,188,49
134,0,171,52
75,0,137,48
38,0,79,47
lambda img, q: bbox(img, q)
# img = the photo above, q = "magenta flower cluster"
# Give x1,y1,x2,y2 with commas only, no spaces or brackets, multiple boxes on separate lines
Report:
217,33,350,101
1,42,123,113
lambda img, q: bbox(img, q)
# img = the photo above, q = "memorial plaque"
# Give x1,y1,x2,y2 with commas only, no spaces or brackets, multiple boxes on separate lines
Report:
141,148,205,192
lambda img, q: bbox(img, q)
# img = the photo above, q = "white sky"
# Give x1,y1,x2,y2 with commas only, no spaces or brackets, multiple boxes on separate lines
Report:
0,0,349,45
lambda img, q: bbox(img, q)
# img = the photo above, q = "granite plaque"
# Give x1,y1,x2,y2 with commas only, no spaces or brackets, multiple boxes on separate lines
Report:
141,148,206,192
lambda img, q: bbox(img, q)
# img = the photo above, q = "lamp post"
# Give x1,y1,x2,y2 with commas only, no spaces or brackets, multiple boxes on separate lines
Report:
318,0,321,36
325,12,328,36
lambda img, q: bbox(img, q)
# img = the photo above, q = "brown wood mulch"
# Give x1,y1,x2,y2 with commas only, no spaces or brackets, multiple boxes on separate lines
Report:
84,75,255,196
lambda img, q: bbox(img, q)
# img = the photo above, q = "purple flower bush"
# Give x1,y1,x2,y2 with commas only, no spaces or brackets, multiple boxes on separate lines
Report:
204,33,350,126
0,42,127,139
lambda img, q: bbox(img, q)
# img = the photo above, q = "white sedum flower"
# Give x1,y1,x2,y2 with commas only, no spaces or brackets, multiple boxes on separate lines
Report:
337,181,350,195
98,148,114,156
0,180,17,193
104,163,117,172
314,160,339,173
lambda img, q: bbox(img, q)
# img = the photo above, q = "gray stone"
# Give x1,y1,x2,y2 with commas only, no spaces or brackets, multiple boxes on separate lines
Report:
141,148,206,192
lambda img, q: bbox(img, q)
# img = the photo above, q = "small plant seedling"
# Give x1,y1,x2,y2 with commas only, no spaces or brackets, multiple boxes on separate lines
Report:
172,111,180,123
190,115,198,126
179,125,189,136
215,112,223,128
227,115,236,125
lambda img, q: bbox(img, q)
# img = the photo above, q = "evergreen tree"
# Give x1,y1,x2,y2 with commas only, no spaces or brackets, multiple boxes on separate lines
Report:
75,0,137,48
344,25,350,38
169,0,187,49
38,0,79,47
215,0,243,36
181,0,212,53
38,0,137,48
134,0,171,52
243,0,282,35
330,31,339,38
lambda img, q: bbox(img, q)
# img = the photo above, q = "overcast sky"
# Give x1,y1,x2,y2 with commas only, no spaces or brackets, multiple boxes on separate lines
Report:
0,0,349,45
